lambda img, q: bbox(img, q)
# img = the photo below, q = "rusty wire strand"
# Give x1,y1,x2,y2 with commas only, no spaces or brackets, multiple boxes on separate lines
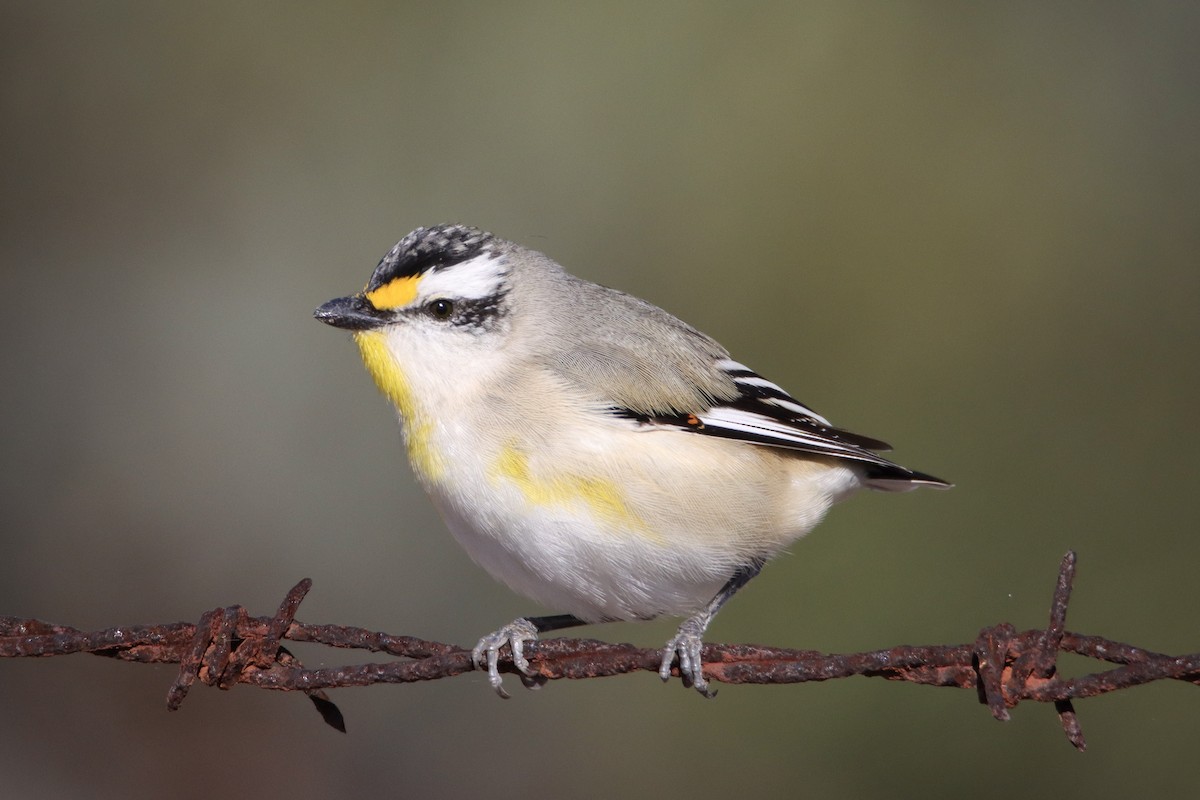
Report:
2,551,1197,749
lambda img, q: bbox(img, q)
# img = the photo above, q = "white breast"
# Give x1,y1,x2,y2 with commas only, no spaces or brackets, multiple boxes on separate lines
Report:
419,411,860,623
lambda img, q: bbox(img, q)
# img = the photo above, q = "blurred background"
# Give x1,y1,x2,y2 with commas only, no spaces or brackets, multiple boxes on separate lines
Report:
2,2,1198,797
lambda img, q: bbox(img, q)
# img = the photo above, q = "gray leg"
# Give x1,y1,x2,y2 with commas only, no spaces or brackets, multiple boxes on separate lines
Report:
472,614,588,698
659,560,764,697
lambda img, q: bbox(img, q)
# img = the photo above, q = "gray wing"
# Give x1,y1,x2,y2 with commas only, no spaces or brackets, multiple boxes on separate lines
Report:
534,273,948,488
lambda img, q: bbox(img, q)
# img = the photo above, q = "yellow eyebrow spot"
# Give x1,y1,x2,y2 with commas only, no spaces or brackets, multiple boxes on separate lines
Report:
365,275,422,310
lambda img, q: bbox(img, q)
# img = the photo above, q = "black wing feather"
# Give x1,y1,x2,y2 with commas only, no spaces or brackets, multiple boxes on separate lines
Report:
610,359,949,488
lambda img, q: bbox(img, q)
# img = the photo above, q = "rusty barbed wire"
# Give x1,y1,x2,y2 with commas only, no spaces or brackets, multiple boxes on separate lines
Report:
2,551,1197,749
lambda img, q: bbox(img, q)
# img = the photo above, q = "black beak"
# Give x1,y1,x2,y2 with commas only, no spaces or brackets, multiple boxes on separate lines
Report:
314,294,387,331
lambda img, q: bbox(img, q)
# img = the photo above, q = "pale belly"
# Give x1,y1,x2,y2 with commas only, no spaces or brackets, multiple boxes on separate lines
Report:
420,425,861,623
428,487,734,622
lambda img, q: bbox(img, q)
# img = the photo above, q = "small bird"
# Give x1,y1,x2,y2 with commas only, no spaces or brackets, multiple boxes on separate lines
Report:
315,224,949,697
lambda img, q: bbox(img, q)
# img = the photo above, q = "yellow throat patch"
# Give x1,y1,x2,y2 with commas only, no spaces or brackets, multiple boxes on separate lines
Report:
353,330,445,481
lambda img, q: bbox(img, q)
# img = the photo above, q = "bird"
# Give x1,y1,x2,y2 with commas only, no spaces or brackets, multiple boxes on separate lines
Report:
314,224,949,697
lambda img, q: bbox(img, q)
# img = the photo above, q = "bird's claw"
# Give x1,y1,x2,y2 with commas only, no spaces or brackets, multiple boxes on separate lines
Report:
659,617,717,698
471,617,540,699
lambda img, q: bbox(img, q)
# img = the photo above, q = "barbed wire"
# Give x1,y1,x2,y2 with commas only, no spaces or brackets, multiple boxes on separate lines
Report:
2,551,1196,749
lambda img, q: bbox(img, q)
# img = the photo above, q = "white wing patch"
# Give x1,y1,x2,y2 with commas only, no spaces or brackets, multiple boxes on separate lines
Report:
697,406,872,461
714,359,833,427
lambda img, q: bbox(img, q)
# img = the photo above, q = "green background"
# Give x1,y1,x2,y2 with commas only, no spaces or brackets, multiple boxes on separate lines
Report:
2,2,1198,797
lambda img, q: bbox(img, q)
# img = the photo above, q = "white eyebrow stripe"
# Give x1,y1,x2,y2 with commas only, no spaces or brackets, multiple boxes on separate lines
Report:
417,254,507,301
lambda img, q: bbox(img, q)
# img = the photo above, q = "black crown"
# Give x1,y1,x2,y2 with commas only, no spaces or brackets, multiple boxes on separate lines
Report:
367,224,498,291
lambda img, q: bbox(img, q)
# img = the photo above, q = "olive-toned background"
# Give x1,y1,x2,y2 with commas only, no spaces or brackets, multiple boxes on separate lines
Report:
3,3,1198,798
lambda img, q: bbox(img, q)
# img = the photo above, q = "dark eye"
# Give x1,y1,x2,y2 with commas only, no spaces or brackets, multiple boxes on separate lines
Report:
427,298,454,320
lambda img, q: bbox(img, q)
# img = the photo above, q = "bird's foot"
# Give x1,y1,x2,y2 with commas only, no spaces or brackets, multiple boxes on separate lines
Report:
659,615,716,698
471,617,542,699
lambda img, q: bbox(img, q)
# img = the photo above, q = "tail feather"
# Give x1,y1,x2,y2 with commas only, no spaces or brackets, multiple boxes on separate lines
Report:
863,464,953,493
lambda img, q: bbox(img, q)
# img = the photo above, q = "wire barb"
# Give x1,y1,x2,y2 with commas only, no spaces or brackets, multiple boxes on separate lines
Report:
2,552,1196,747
